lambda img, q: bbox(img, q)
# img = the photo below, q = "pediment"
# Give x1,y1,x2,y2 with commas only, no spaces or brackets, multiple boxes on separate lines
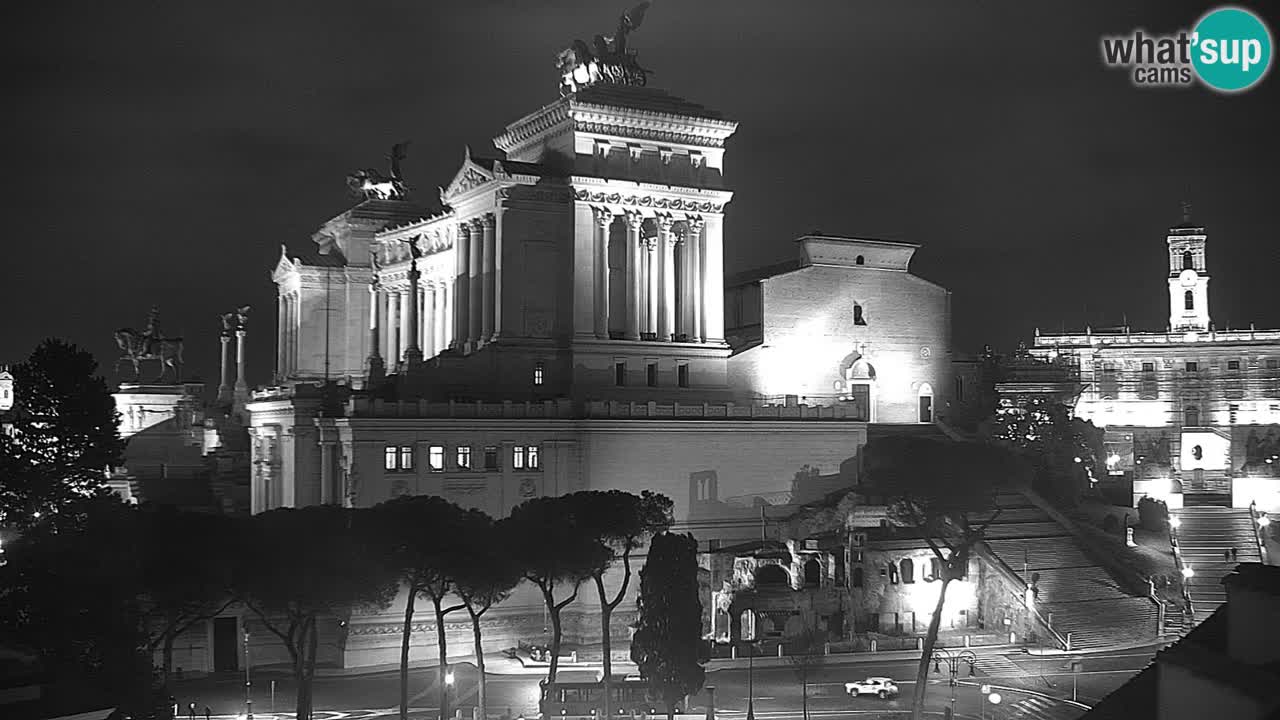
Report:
271,245,297,282
441,151,495,202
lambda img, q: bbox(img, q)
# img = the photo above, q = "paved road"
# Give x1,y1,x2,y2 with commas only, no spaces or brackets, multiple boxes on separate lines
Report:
173,645,1161,720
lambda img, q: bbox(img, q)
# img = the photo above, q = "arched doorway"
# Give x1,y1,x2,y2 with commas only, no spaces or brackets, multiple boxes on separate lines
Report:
756,564,790,588
803,558,821,587
917,382,934,423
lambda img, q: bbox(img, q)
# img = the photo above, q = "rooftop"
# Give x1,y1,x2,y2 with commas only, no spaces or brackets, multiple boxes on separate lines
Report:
569,84,727,121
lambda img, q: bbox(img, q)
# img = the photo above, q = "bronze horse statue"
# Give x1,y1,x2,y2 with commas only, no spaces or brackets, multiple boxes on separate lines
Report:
114,328,185,383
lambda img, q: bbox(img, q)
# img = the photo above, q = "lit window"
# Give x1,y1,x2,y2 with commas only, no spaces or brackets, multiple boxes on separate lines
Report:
647,362,658,387
385,445,414,472
428,446,445,471
384,446,397,471
853,304,866,326
677,364,689,388
399,446,414,471
456,446,472,470
514,445,541,470
484,446,499,470
533,362,545,386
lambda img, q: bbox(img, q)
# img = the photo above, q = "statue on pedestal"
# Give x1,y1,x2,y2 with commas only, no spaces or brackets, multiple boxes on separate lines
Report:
114,306,185,383
557,2,653,95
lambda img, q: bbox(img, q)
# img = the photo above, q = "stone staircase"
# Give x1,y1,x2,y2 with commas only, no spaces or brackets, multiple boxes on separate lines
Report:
1172,506,1263,624
980,492,1159,650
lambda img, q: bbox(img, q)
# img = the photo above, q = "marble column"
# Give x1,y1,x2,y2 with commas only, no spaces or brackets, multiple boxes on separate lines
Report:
422,284,434,358
398,290,411,363
218,334,233,403
659,216,677,341
234,329,248,396
688,216,706,343
442,282,453,350
319,440,335,505
276,296,286,379
481,214,496,342
385,290,398,363
645,237,659,337
593,207,613,338
626,212,642,340
454,223,471,350
405,260,422,365
703,214,726,343
367,283,384,383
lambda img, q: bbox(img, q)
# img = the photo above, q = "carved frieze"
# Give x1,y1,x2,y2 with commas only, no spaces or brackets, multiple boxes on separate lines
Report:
573,189,723,213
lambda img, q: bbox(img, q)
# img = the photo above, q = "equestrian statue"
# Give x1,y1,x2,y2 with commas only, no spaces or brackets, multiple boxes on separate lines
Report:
114,306,185,383
347,141,411,200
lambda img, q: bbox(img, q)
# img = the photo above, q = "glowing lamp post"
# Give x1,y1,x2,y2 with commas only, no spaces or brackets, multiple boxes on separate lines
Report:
1169,516,1182,530
1259,514,1271,528
1182,565,1195,579
983,689,1001,720
445,670,455,720
931,648,976,718
243,629,253,720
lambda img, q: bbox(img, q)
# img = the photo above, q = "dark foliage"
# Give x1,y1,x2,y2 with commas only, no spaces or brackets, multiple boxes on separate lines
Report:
631,532,705,720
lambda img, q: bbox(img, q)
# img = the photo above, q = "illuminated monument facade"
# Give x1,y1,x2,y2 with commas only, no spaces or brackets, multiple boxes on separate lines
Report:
245,11,954,669
1031,208,1280,512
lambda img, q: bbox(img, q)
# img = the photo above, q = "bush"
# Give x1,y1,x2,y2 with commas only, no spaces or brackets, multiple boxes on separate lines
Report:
1137,497,1169,531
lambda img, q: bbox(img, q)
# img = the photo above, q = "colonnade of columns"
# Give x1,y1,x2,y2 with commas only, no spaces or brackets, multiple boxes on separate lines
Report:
276,290,301,378
455,213,499,352
368,279,454,368
592,208,711,343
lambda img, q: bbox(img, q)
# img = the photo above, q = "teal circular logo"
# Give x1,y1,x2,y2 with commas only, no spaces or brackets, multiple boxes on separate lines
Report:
1192,6,1273,92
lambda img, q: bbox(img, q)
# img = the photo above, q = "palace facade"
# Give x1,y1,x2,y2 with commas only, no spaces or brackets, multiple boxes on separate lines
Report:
1030,213,1280,511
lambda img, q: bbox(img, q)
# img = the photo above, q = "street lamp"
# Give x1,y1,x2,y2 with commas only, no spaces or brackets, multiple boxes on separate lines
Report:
445,670,456,720
1169,516,1182,530
931,648,977,718
1182,565,1195,579
1258,514,1272,528
243,629,253,720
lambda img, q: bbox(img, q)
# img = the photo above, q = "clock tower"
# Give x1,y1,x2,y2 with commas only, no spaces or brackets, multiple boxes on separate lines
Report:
1167,203,1210,332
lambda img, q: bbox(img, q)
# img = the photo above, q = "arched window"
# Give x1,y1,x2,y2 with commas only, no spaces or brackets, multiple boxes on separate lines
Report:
803,558,821,587
900,558,915,584
855,255,865,265
853,304,867,326
1183,251,1194,270
756,564,789,588
1185,290,1194,310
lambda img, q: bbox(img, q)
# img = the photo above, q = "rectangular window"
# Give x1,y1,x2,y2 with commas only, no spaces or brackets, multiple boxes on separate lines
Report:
614,362,626,386
398,446,414,471
1228,360,1241,370
385,445,414,472
533,362,545,386
527,444,540,469
428,445,445,472
484,446,499,471
647,362,658,387
1185,362,1198,372
678,363,690,388
1268,359,1279,369
1142,362,1155,373
384,446,398,471
513,446,525,470
456,446,472,470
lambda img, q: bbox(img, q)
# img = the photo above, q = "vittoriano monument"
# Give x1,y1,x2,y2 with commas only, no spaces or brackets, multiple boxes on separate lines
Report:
114,306,185,383
557,1,652,95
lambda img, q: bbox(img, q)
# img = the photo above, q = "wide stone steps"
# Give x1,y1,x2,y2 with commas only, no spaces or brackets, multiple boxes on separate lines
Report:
1172,507,1262,625
984,522,1073,539
1032,567,1127,604
985,538,1095,570
1043,598,1159,650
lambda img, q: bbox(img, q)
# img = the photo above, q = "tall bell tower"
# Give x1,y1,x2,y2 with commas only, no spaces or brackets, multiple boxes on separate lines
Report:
1167,202,1210,332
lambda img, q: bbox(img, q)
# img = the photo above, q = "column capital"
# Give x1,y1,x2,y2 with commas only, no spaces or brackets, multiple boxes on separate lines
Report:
459,220,474,237
685,215,706,234
626,211,645,231
481,212,496,230
657,214,676,233
642,235,659,252
593,206,615,229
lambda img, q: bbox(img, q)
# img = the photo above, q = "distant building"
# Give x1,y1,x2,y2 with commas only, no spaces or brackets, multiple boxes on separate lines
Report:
1030,212,1280,512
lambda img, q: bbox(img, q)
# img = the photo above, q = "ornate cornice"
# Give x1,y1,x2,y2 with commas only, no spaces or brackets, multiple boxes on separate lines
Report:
574,120,726,148
494,101,573,155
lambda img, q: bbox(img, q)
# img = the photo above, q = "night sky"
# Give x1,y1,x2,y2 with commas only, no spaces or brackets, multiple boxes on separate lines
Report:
5,1,1278,388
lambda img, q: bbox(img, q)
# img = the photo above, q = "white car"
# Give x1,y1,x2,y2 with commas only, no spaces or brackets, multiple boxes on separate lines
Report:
845,677,899,699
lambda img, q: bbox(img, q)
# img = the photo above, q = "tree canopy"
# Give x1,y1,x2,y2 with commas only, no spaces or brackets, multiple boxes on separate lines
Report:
0,339,124,529
631,532,705,720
